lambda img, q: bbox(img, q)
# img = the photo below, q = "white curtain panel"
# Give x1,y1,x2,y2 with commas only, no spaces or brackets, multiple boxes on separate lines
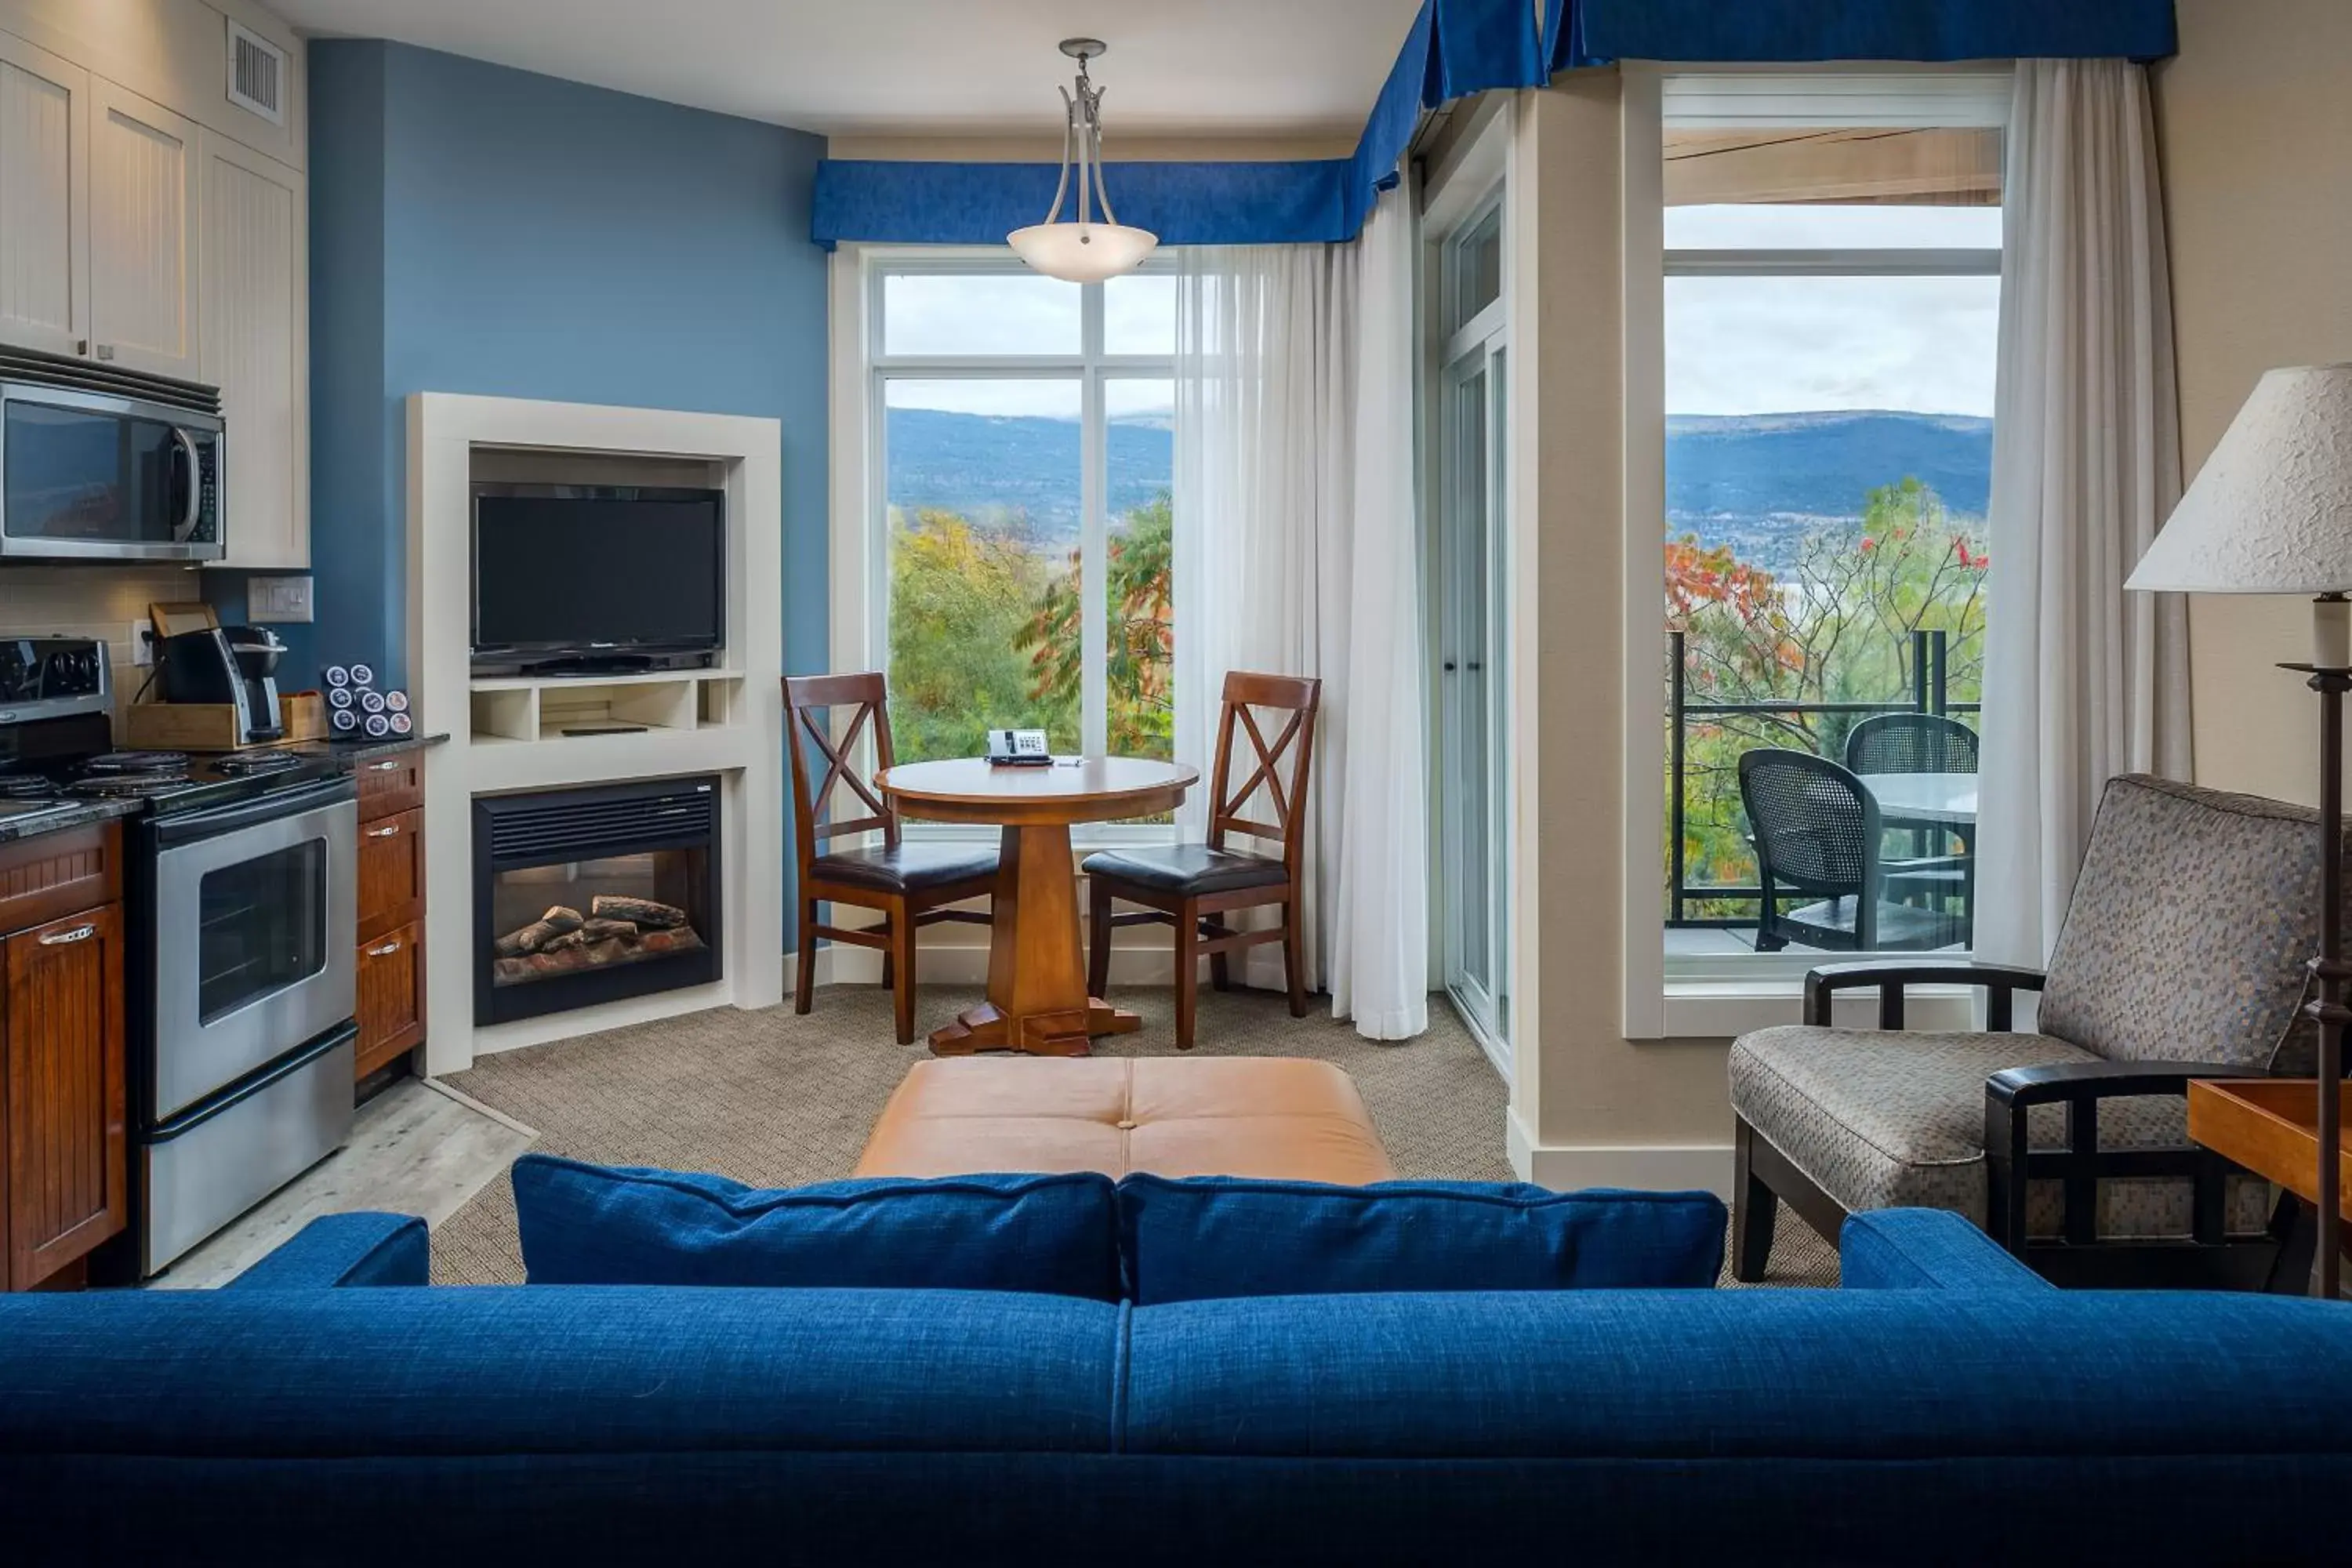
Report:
1171,187,1430,1039
1976,57,2191,967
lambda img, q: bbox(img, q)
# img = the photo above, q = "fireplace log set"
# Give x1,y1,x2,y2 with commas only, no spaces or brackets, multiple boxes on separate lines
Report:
492,897,702,985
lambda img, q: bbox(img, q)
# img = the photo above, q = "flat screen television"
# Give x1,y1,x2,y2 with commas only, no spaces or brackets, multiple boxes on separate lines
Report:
470,484,725,674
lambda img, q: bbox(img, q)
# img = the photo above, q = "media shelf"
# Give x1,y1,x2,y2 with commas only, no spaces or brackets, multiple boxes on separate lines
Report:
467,670,747,745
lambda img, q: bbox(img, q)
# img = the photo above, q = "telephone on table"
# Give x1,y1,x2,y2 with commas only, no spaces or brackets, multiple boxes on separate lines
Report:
985,728,1053,767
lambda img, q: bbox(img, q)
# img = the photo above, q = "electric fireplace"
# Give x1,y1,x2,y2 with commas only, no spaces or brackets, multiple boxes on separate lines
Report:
473,775,721,1025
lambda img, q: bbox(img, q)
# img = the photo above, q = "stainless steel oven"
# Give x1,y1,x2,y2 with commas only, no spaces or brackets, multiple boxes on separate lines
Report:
0,347,224,563
148,780,355,1119
138,777,355,1273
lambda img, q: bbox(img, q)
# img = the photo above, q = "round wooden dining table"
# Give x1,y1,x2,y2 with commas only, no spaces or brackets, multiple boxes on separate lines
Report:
876,757,1197,1057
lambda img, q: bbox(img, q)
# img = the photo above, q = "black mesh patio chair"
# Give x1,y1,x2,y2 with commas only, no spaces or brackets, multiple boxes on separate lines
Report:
1843,713,1980,776
1737,748,1968,953
1843,713,1978,936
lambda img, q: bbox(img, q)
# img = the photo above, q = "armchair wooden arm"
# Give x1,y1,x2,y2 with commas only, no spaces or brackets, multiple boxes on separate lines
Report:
1983,1060,2270,1254
1802,960,2049,1029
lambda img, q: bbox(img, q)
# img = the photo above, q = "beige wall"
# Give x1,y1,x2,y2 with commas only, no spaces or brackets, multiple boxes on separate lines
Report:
1510,78,1733,1174
2153,0,2352,804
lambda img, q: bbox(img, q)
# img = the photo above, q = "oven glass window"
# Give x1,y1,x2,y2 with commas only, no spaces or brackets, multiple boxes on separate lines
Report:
198,838,328,1023
2,399,191,546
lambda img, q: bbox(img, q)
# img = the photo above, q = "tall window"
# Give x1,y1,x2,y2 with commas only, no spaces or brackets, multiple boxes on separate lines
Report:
868,259,1177,785
1658,74,2006,971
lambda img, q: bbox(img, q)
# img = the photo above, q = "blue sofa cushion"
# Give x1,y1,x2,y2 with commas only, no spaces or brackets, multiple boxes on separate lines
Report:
511,1155,1123,1299
1118,1175,1726,1304
225,1212,430,1289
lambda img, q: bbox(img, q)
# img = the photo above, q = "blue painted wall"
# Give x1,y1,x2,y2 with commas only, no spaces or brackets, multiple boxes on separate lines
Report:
212,39,829,700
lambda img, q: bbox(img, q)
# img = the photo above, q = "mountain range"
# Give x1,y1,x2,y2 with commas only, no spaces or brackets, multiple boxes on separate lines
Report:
887,405,1992,568
1666,410,1993,571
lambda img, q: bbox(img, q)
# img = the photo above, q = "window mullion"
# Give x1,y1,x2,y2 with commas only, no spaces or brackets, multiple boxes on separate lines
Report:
1081,344,1109,761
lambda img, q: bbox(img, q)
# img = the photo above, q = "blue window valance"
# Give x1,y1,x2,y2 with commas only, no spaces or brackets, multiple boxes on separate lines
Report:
811,0,2176,250
1544,0,2178,74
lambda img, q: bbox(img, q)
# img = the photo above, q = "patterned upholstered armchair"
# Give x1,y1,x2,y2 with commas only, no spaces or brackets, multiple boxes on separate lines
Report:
1730,775,2330,1289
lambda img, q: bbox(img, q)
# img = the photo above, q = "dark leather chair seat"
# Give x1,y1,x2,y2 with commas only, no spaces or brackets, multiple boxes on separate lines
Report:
815,842,999,895
1081,845,1287,896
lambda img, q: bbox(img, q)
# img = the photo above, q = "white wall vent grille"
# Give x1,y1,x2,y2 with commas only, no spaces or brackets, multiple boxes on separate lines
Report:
226,20,285,127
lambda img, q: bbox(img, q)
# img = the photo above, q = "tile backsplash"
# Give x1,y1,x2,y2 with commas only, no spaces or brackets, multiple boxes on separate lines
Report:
0,565,213,707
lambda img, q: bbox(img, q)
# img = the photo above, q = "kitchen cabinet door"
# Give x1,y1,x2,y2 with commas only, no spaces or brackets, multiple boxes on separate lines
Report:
200,132,307,568
4,903,125,1290
356,920,425,1080
357,806,423,944
0,31,89,358
86,76,197,380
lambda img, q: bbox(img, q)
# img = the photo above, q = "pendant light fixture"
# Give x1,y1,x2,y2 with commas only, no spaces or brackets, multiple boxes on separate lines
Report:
1007,38,1158,283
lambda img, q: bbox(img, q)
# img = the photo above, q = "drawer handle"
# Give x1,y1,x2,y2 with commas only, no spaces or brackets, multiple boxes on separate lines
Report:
366,823,402,837
369,760,402,772
40,924,96,946
366,939,402,957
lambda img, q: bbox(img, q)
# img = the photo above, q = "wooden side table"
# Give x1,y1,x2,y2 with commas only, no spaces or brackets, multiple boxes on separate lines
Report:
877,757,1196,1058
2187,1079,2351,1288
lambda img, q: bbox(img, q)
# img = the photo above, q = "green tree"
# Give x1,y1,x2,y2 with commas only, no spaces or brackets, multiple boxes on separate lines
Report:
1018,491,1175,759
887,508,1079,760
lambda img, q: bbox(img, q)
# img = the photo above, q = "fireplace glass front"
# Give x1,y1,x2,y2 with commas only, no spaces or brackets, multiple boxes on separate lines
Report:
474,776,721,1025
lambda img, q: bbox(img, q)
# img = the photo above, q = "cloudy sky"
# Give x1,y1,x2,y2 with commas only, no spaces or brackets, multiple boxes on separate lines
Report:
1664,205,2002,419
880,202,2003,423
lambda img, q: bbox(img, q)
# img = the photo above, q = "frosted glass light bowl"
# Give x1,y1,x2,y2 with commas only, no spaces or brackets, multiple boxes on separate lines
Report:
1007,222,1160,284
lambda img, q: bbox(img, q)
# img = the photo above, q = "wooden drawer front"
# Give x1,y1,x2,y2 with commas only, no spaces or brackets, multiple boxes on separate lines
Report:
5,904,127,1290
356,753,423,819
0,824,122,942
355,920,424,1078
357,808,424,942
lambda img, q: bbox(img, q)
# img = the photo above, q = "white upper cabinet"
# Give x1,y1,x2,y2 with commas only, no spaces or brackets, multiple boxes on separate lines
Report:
87,74,196,379
0,30,87,358
201,130,304,568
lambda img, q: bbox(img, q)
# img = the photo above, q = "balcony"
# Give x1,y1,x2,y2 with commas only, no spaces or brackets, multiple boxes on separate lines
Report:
1666,626,1979,959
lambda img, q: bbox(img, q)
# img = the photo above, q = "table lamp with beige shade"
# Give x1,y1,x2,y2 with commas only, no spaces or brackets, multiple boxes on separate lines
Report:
2128,363,2352,1298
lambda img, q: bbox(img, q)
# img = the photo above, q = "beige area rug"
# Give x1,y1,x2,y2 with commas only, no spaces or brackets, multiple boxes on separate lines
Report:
433,984,1838,1288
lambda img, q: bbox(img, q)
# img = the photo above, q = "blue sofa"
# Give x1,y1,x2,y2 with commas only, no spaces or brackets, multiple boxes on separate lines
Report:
1,1208,2347,1565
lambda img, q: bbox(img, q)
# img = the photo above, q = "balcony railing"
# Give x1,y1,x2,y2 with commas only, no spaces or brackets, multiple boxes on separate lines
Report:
1667,626,1980,928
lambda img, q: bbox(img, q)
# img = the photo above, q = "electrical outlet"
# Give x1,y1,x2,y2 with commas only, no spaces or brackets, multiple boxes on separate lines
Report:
248,575,314,623
129,620,154,666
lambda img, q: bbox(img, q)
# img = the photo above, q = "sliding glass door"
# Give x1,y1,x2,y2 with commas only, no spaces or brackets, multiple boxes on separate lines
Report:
1434,194,1512,1060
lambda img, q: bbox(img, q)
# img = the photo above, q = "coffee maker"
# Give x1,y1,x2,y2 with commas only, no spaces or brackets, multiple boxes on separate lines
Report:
158,626,287,744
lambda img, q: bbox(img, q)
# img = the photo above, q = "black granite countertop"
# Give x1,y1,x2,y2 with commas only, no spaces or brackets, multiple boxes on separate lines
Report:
0,797,146,844
312,733,450,766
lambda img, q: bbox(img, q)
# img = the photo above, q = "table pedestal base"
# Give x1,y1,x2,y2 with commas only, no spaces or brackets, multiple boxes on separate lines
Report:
929,998,1142,1057
927,821,1138,1058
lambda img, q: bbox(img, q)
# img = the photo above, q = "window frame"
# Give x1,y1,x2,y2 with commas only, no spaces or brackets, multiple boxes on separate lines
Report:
862,249,1178,846
1621,66,2009,1036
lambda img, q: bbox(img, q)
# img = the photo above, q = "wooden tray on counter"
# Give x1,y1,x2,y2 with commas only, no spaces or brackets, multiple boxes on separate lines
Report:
122,691,326,753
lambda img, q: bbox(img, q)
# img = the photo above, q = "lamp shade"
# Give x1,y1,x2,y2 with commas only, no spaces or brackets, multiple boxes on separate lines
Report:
2127,363,2352,593
1007,221,1158,284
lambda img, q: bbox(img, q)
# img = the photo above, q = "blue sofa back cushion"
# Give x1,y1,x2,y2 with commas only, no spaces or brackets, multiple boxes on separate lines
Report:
510,1154,1123,1300
1119,1175,1726,1305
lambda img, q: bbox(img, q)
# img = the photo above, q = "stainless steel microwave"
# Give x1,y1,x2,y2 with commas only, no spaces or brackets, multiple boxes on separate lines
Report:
0,347,224,563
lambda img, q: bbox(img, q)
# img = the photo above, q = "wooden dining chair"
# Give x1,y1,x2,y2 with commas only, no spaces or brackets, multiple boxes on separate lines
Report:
1082,671,1322,1049
783,674,998,1044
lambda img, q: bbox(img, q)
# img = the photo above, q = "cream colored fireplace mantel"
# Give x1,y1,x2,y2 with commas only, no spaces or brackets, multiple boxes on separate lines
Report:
405,393,786,1073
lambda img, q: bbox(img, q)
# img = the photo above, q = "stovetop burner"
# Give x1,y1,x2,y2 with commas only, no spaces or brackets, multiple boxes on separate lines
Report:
0,775,58,800
85,750,191,775
211,750,303,775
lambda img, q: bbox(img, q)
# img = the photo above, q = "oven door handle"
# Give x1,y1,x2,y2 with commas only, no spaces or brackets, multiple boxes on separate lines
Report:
147,775,358,851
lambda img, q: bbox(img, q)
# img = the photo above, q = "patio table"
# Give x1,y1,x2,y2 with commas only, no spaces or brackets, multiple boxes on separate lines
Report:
1860,771,1977,833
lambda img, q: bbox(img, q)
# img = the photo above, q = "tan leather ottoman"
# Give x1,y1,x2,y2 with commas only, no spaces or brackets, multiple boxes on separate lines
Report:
854,1058,1396,1184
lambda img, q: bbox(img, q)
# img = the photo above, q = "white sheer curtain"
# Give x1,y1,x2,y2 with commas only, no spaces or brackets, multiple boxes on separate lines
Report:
1171,187,1429,1039
1976,57,2191,967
